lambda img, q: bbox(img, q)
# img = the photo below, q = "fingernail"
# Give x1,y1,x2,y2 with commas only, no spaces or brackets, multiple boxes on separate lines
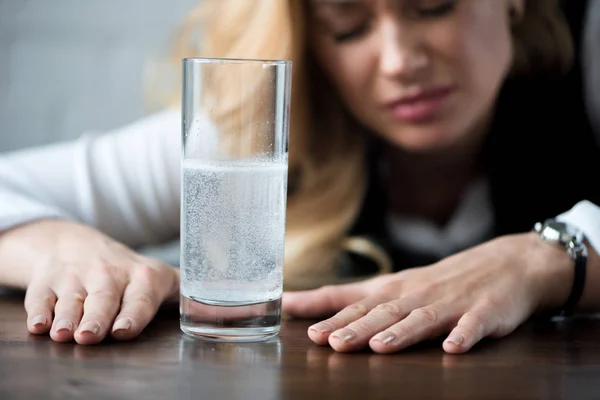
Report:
333,329,356,342
32,315,47,327
55,320,73,333
112,318,132,333
309,322,333,334
446,333,464,345
79,321,100,335
378,333,396,344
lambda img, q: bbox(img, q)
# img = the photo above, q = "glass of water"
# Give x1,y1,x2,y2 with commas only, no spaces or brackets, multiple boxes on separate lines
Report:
180,57,291,342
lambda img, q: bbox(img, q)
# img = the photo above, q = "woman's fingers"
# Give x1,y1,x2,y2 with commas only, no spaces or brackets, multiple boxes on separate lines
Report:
24,284,57,335
110,288,158,341
443,309,494,354
110,267,167,340
74,271,124,345
325,298,420,352
283,282,369,319
308,295,506,354
165,267,181,304
50,287,86,342
25,260,177,345
75,291,122,345
308,295,391,346
369,304,454,354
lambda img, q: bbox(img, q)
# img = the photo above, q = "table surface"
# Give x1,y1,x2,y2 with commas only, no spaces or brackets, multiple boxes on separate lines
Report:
2,292,600,400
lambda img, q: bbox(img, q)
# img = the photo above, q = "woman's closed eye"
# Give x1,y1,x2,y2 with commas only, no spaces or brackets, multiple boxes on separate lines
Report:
327,0,457,43
310,0,372,44
316,0,457,44
332,23,371,43
409,0,456,19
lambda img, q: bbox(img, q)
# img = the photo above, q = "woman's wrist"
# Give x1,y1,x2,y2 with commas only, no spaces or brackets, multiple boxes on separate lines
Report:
0,219,67,289
0,222,38,289
520,231,575,312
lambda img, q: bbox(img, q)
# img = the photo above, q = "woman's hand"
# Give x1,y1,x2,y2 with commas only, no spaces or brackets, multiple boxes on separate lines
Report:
283,232,574,354
0,219,179,345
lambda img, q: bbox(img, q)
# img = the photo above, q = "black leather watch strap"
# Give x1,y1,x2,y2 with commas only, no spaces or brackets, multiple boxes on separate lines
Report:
559,252,587,317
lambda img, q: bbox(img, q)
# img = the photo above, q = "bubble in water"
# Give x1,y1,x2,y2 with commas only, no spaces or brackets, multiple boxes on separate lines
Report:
181,159,288,304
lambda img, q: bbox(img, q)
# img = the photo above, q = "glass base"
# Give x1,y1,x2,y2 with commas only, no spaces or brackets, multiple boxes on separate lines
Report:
180,295,281,343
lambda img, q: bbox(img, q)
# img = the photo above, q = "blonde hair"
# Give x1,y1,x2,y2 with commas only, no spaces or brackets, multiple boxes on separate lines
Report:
511,0,574,76
169,0,574,290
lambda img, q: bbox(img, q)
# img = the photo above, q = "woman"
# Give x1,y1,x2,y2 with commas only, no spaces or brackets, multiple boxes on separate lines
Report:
1,0,599,354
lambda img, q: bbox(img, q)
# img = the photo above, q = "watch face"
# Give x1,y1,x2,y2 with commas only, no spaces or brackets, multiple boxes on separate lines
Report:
543,220,583,243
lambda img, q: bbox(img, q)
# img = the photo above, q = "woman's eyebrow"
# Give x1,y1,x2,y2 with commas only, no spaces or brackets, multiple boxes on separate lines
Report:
309,0,367,9
309,0,371,16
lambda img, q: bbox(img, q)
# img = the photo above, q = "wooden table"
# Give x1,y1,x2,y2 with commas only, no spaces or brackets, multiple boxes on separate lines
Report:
2,292,600,400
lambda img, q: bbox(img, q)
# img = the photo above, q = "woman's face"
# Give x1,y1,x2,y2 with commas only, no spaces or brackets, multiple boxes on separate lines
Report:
308,0,523,152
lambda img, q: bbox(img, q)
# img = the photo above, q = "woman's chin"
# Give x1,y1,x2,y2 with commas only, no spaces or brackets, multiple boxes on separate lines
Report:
381,127,462,154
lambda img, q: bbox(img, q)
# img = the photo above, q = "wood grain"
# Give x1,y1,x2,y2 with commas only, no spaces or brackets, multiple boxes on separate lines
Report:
1,291,600,400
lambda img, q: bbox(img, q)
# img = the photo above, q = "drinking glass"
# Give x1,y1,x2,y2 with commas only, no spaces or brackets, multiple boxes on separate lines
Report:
180,57,291,342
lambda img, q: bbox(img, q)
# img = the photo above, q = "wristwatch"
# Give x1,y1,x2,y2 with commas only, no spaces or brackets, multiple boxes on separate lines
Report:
533,219,588,316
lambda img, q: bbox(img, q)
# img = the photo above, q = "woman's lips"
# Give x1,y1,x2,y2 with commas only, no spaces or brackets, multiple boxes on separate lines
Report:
385,86,455,123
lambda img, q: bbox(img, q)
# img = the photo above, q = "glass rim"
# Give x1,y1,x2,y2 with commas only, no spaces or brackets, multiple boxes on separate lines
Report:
183,57,291,66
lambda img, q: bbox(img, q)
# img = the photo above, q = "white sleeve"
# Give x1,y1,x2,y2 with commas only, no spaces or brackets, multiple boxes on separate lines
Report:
0,109,182,248
556,200,600,255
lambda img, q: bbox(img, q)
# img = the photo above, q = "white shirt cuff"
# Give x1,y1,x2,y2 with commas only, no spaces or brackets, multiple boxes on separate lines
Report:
556,200,600,255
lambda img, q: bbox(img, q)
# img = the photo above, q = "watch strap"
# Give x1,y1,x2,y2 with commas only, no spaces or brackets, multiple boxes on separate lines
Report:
559,250,587,317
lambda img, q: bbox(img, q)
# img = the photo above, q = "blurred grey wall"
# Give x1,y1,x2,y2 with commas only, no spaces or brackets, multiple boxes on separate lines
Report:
0,0,199,151
585,0,600,135
1,0,597,153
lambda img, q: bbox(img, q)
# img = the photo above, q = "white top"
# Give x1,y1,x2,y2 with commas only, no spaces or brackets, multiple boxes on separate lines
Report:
0,109,182,248
1,109,600,262
387,178,494,258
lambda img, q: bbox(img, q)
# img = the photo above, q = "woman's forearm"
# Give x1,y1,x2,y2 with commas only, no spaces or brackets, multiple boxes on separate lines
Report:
0,110,181,250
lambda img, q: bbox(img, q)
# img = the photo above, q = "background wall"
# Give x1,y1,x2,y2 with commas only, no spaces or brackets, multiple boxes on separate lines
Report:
585,0,600,135
0,0,198,151
0,1,597,150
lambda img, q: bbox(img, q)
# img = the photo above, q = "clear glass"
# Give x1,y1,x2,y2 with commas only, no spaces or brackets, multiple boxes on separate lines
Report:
180,57,291,342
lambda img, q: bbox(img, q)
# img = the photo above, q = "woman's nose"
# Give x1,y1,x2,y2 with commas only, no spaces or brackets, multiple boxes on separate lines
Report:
378,20,430,80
